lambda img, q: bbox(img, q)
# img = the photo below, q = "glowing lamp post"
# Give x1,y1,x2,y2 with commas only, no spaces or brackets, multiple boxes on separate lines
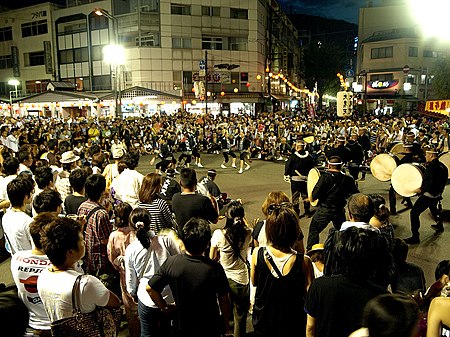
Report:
8,79,20,116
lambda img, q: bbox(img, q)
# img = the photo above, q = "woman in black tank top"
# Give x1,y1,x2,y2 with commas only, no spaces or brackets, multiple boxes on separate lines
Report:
251,204,314,337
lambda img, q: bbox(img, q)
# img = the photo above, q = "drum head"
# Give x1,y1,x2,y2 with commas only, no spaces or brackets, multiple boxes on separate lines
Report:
307,168,321,207
390,143,406,160
439,152,450,179
391,163,424,197
370,153,398,181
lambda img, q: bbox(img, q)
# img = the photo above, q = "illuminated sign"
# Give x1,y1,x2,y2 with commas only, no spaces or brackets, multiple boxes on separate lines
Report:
426,100,450,116
368,80,399,89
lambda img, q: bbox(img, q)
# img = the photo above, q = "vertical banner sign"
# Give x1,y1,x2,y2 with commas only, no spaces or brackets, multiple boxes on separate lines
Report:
44,41,53,74
11,46,20,77
199,59,206,77
337,91,353,117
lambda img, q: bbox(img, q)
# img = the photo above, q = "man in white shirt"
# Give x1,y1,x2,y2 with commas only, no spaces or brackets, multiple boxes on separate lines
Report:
11,213,56,333
111,151,143,207
2,176,34,254
7,127,19,153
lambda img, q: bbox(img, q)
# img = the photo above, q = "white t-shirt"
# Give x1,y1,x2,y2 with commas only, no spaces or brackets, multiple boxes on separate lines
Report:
0,174,17,201
111,169,143,208
211,228,252,285
125,235,180,308
10,251,52,330
2,209,33,254
37,269,110,323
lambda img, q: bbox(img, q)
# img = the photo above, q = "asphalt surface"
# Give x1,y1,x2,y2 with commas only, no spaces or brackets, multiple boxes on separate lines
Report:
1,153,449,336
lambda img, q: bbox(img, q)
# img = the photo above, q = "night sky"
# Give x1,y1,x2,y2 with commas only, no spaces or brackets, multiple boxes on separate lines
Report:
6,0,384,24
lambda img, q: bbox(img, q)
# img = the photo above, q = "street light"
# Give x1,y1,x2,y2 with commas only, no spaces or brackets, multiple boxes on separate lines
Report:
8,79,20,116
94,8,123,118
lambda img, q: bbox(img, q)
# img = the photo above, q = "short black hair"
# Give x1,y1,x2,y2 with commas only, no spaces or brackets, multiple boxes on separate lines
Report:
7,177,34,208
47,139,58,151
435,260,450,281
334,226,389,281
34,166,54,189
84,174,106,201
124,151,140,170
347,193,374,223
362,294,419,337
40,217,81,267
33,190,62,214
182,218,211,255
180,168,197,189
18,150,31,164
29,212,58,249
0,294,29,337
392,238,408,264
69,169,88,193
3,157,19,176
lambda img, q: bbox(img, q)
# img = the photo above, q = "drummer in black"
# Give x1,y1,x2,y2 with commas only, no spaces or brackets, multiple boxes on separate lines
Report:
306,156,359,250
325,136,351,164
347,132,364,181
284,140,316,217
404,147,448,244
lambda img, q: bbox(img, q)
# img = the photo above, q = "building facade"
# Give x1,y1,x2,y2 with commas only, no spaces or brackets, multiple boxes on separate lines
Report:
0,0,302,116
356,0,449,114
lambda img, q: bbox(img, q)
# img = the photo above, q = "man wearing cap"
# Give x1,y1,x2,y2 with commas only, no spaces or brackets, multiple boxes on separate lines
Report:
284,140,315,217
325,136,351,164
306,156,359,250
405,147,448,244
198,169,224,209
55,151,80,204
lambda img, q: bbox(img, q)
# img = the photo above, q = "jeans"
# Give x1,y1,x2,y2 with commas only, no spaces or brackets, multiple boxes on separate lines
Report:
138,300,171,337
228,279,250,337
307,206,345,250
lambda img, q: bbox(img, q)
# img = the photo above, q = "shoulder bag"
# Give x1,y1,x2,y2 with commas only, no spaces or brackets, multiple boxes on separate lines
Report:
50,274,122,337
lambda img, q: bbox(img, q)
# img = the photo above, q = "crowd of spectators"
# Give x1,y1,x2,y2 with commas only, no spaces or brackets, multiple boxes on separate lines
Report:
0,110,449,337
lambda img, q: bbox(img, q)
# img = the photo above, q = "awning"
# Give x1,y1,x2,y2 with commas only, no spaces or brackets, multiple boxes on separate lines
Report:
17,90,99,103
271,94,292,101
100,86,181,100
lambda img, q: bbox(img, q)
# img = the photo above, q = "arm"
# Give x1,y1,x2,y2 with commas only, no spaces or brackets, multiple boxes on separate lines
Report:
218,293,232,335
160,199,176,229
427,298,445,337
209,245,219,261
124,248,138,296
106,234,120,270
250,247,259,286
306,314,316,337
105,291,121,308
302,256,315,291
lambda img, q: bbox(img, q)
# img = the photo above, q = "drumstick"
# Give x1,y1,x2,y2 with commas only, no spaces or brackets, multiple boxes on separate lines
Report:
295,169,302,176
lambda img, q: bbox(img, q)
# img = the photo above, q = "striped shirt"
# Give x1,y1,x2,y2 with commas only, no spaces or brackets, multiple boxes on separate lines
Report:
139,198,176,233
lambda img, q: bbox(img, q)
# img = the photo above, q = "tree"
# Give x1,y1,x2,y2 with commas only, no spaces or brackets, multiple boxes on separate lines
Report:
303,40,347,108
431,58,450,99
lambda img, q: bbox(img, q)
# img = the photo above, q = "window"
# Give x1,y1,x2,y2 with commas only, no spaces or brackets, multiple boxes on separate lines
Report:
408,47,418,57
74,47,89,62
0,27,12,42
24,51,45,67
240,72,248,82
172,37,191,49
59,50,74,64
423,50,446,58
230,8,248,19
92,75,111,91
136,33,160,47
58,20,87,35
90,15,109,30
370,73,393,81
91,45,103,61
371,46,393,59
202,6,220,16
229,37,247,51
171,4,191,15
202,36,223,50
21,20,48,37
0,55,12,69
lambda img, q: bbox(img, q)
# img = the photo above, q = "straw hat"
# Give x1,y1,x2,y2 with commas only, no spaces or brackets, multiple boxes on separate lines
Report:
60,151,80,164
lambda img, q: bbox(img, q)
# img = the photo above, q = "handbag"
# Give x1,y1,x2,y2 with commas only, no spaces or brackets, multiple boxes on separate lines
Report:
50,275,122,337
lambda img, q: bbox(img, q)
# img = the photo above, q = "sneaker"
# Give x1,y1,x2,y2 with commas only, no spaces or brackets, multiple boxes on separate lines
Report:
238,169,243,174
277,156,283,161
232,164,237,168
245,165,250,171
431,224,444,233
404,236,420,245
174,169,180,174
197,163,203,168
221,164,227,169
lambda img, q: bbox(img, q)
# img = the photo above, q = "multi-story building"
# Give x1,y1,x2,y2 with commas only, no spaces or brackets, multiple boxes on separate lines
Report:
356,0,449,114
1,0,302,117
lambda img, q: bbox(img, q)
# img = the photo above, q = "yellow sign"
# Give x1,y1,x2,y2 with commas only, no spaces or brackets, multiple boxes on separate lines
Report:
426,100,450,115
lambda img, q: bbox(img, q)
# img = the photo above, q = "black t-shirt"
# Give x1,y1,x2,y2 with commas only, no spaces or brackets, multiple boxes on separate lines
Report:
148,254,230,337
64,194,88,215
304,274,387,337
171,193,218,234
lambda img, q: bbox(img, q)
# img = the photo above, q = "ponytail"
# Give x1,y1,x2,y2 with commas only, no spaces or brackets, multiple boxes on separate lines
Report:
130,207,152,249
224,201,247,259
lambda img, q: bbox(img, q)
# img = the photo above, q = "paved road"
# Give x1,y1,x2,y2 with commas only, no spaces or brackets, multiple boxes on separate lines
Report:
1,153,448,335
